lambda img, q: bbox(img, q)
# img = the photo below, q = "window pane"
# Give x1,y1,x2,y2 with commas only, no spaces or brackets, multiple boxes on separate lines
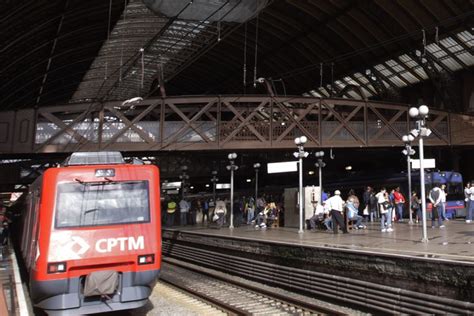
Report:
55,181,150,228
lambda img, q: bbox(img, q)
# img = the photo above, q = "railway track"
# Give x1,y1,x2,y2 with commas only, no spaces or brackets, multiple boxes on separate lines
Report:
161,258,347,315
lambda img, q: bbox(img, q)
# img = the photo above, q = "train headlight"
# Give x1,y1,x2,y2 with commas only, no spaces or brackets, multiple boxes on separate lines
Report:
95,169,115,177
138,254,155,265
48,262,67,273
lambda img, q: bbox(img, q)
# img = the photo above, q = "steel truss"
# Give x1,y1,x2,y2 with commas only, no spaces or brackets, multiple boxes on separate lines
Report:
0,96,473,154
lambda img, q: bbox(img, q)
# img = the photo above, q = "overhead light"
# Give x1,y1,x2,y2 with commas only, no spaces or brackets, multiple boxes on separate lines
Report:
345,166,353,171
190,186,194,189
205,184,210,188
308,170,315,175
246,179,251,182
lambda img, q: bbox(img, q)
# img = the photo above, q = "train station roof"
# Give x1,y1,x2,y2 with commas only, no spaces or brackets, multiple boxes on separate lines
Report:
0,0,472,111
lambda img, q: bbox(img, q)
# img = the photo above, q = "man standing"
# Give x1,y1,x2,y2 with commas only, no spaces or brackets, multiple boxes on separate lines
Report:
179,198,190,226
326,190,348,234
440,184,448,221
393,187,406,222
428,185,445,228
466,182,474,223
166,199,177,227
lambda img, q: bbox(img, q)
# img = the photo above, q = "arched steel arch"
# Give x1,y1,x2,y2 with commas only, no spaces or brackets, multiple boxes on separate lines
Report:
0,96,473,154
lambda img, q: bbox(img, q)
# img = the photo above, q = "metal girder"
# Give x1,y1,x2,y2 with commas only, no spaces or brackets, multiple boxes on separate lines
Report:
0,96,473,155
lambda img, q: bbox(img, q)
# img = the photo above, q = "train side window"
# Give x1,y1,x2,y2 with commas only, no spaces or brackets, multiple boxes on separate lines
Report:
54,181,150,228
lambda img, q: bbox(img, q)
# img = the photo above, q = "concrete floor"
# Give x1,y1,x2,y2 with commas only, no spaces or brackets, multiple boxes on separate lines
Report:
170,219,474,264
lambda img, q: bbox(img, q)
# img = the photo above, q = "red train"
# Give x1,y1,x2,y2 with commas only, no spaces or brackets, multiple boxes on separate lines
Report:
20,152,161,315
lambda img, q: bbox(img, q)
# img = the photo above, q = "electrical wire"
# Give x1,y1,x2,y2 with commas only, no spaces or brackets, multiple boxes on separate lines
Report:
272,11,473,81
253,13,259,88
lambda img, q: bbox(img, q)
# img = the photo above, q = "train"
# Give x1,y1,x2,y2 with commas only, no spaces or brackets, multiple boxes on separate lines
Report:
19,151,161,315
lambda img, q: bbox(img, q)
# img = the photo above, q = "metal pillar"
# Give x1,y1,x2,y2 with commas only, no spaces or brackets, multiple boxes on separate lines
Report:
419,137,428,243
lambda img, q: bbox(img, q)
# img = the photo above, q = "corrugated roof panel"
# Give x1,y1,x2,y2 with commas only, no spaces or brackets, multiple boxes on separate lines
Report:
439,57,463,71
446,43,463,53
427,44,447,59
334,80,345,88
353,72,369,84
457,31,473,43
398,54,411,63
360,86,373,97
399,71,419,84
374,64,387,72
380,69,392,77
412,67,428,79
366,83,376,94
344,76,358,85
317,88,329,97
309,90,322,97
386,60,404,72
457,52,474,66
346,90,360,99
440,37,457,47
385,59,397,67
388,76,407,87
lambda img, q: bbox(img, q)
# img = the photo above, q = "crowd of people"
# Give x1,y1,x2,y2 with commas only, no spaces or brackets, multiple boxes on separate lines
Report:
162,195,282,229
162,181,474,234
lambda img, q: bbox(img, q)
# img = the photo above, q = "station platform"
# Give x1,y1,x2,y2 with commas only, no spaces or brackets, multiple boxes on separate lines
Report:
162,218,474,313
0,245,28,316
167,218,474,264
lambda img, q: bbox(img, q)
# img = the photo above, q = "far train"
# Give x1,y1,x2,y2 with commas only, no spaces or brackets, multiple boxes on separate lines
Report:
20,151,161,315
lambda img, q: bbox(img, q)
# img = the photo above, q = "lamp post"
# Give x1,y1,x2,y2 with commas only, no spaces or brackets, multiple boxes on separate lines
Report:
179,165,189,200
402,134,416,225
210,170,218,202
408,105,432,243
314,151,325,204
294,136,309,234
226,153,238,229
253,163,260,204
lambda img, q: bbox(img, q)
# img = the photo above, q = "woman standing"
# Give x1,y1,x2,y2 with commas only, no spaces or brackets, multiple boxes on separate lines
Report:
411,191,421,223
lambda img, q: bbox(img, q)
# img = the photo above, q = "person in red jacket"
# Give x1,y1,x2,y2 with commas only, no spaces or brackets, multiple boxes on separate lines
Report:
393,187,406,222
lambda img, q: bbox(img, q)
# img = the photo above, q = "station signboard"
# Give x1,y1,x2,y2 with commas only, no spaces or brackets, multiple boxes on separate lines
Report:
267,161,298,174
411,159,436,169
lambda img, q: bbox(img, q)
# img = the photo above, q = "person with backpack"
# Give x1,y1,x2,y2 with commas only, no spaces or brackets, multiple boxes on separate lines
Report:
376,188,393,232
369,190,378,222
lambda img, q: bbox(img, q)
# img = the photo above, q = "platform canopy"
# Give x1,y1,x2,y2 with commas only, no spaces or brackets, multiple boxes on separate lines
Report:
0,0,472,111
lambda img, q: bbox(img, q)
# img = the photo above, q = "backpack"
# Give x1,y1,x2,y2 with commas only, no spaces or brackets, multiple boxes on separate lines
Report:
369,194,377,207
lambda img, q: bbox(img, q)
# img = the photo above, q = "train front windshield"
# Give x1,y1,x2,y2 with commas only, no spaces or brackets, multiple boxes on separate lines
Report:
55,181,150,228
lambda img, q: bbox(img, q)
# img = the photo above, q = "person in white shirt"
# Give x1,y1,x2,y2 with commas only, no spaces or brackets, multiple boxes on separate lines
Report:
309,201,325,230
466,182,474,223
376,188,393,232
428,185,445,228
326,190,348,234
179,199,190,225
440,184,448,221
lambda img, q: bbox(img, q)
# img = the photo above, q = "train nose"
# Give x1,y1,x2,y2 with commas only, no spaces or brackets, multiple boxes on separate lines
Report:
83,270,119,297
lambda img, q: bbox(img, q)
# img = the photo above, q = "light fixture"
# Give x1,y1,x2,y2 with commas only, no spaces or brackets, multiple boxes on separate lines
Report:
246,179,251,182
345,165,352,171
308,170,315,175
228,152,237,160
205,184,210,188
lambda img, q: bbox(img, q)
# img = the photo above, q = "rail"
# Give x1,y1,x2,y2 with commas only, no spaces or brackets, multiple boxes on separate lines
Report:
162,239,474,314
161,258,347,315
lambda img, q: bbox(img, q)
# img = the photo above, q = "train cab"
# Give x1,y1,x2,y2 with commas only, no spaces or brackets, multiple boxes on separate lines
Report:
21,152,161,315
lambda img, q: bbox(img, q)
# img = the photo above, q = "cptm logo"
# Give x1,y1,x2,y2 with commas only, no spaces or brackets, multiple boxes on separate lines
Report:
95,236,145,253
